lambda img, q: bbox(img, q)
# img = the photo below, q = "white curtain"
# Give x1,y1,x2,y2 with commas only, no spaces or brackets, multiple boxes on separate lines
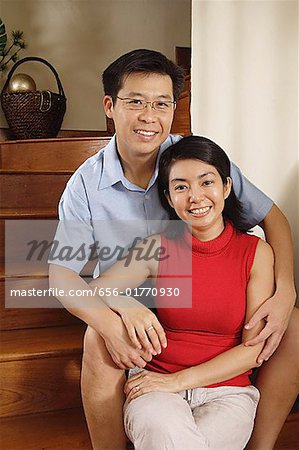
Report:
191,0,298,290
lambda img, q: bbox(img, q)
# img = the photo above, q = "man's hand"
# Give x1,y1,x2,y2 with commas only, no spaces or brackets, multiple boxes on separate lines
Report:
102,315,153,370
124,369,180,403
116,297,167,356
244,288,296,363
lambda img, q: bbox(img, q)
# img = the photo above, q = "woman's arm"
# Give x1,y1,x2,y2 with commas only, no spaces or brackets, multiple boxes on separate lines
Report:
125,239,275,400
176,239,275,390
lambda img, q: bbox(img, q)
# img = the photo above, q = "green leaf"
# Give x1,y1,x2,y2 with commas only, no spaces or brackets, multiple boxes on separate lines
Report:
0,62,7,72
12,30,23,41
18,41,26,49
0,18,7,53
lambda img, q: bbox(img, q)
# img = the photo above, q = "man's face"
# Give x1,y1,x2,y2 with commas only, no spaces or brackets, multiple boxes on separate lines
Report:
103,72,175,160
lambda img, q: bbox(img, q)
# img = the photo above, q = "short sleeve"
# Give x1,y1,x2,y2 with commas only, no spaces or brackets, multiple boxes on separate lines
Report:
48,181,95,274
230,162,273,229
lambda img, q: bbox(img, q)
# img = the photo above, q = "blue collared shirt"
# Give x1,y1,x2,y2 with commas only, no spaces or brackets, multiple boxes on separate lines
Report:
51,135,273,275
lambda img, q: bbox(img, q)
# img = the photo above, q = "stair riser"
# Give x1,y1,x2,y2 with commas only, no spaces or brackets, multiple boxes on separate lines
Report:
1,220,96,277
1,279,80,329
1,278,56,306
0,174,71,209
1,275,92,307
0,354,82,418
0,138,109,171
0,407,92,450
1,218,58,276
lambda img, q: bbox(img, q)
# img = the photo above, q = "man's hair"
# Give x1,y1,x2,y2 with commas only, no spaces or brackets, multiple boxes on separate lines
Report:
102,49,185,101
157,135,249,236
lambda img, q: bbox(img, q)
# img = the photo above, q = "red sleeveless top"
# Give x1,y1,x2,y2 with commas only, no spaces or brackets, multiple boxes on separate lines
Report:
146,222,260,387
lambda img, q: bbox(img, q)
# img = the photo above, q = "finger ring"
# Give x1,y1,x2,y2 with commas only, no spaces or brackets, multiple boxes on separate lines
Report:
147,326,154,332
135,385,140,391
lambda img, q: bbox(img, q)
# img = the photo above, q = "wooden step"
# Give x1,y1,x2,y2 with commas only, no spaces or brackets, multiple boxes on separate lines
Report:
1,278,81,330
1,273,92,294
0,217,58,275
0,136,110,170
0,207,57,219
0,171,71,210
0,325,85,417
0,354,83,418
1,218,95,278
1,324,85,363
0,305,81,331
0,407,92,449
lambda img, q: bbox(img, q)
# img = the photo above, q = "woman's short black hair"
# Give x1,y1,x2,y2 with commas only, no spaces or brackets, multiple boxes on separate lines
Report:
157,135,249,236
102,49,185,102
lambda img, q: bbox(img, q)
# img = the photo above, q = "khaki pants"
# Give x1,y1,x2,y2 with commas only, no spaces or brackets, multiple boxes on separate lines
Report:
124,378,259,450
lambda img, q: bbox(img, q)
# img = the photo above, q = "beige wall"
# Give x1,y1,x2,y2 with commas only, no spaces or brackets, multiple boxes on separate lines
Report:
191,0,299,290
0,0,191,130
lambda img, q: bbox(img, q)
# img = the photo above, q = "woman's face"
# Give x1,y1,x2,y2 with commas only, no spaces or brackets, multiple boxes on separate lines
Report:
167,159,232,240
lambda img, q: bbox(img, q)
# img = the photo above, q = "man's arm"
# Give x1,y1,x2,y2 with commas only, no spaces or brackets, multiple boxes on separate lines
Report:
244,204,297,361
49,264,152,369
88,236,167,355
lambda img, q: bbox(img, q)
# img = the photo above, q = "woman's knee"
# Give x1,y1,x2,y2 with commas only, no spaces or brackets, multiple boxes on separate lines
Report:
124,392,190,437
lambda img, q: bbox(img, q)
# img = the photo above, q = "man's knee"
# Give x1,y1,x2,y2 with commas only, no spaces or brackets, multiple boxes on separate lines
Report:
283,308,299,352
285,308,299,373
82,326,124,380
286,307,299,337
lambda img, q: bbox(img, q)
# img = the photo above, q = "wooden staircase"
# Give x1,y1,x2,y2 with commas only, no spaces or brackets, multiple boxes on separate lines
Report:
0,137,110,449
0,136,298,449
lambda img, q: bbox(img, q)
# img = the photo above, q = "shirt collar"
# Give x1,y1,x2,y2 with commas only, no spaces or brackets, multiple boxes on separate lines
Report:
98,134,178,191
98,135,124,190
147,135,178,189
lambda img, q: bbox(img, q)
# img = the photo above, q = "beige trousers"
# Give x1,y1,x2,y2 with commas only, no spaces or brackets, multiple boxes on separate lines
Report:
124,381,259,450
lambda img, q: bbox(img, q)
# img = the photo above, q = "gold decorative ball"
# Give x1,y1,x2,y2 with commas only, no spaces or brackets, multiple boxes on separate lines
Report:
8,73,37,92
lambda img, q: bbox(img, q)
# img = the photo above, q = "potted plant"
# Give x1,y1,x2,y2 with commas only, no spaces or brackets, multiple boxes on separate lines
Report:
0,17,26,73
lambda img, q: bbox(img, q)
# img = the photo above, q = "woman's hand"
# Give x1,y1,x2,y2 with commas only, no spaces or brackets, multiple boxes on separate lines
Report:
116,296,167,356
124,369,180,402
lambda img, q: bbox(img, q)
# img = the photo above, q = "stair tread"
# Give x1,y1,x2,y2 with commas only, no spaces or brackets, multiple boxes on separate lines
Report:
0,207,57,218
0,324,86,362
0,407,92,450
0,169,74,174
0,408,297,450
0,135,110,144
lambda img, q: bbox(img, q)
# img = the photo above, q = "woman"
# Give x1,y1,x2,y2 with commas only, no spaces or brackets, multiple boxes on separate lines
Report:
92,136,274,449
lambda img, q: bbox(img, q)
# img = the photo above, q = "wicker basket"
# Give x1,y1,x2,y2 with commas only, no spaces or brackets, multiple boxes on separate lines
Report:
1,57,67,140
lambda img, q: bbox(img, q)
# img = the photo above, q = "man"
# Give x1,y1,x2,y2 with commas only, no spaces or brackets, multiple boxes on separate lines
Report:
49,49,298,450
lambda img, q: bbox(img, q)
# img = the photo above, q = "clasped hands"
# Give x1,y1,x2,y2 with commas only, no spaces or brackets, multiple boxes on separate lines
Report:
101,295,167,370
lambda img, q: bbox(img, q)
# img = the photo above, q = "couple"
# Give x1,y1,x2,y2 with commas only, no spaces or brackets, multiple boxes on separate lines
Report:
49,49,298,449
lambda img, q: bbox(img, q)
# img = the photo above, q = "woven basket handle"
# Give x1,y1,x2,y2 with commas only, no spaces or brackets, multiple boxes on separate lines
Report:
1,56,66,97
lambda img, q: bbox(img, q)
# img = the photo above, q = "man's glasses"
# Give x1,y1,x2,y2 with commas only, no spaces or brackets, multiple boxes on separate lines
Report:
116,96,176,112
